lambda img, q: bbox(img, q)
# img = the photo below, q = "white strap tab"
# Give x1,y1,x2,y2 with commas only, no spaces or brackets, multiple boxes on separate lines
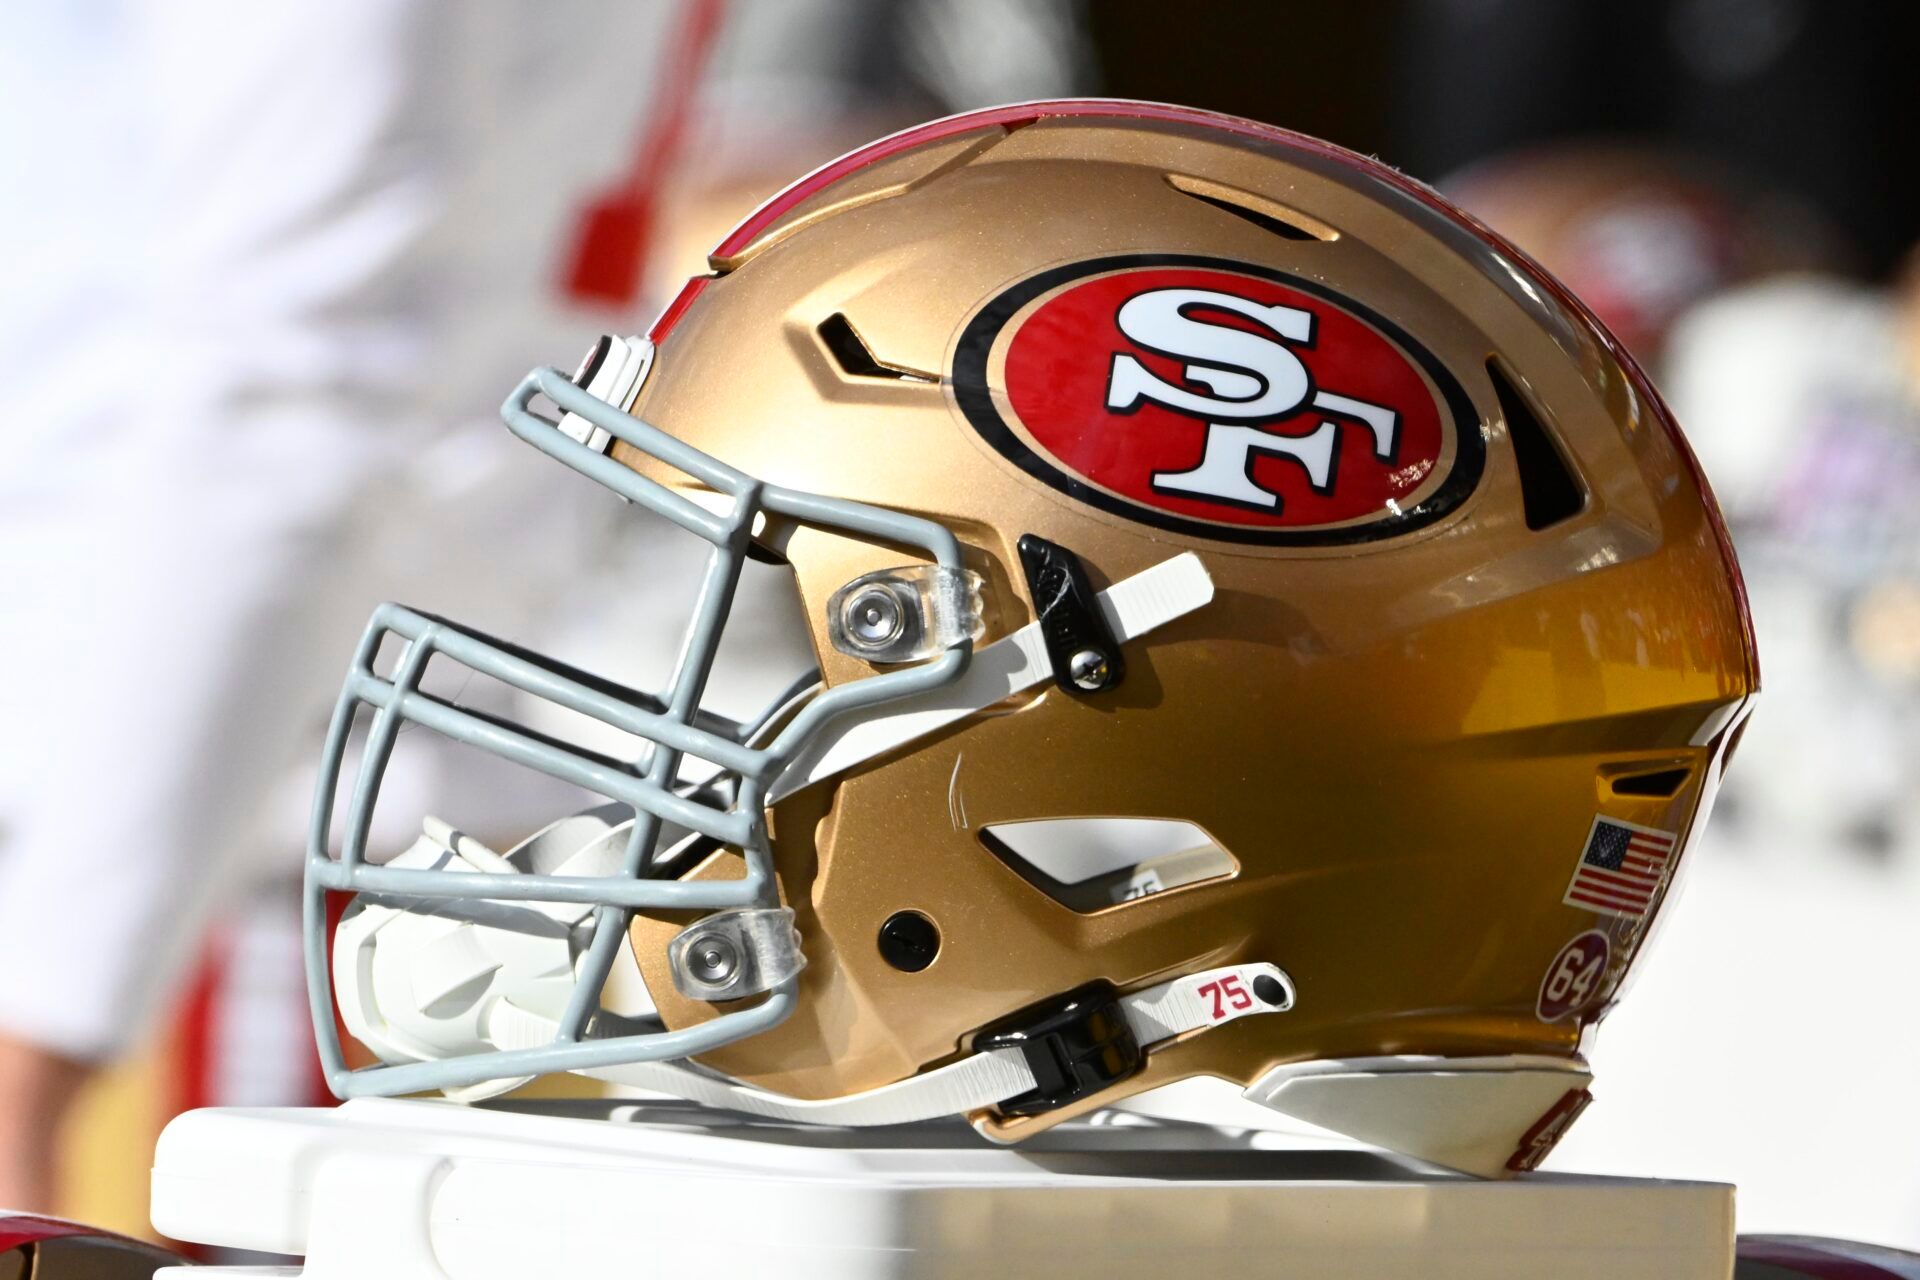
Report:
769,552,1214,803
565,959,1290,1127
1124,963,1294,1043
586,1045,1038,1127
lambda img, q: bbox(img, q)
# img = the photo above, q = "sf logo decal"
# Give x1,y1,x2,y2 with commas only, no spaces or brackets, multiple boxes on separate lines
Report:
1105,287,1399,511
953,255,1480,546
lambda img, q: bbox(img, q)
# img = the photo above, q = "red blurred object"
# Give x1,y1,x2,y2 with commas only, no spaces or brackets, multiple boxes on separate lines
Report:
563,0,728,308
172,934,221,1119
0,1213,185,1274
0,1214,90,1254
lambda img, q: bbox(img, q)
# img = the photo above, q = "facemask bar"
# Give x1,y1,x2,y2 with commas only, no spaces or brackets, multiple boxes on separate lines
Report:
304,366,972,1100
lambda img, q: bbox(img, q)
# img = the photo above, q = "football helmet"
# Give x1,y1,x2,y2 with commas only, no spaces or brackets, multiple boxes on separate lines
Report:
305,100,1756,1177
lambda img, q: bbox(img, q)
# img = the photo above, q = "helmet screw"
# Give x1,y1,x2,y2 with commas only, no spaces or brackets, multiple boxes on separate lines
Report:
685,933,741,988
1253,974,1289,1008
844,586,906,649
1068,647,1111,691
877,910,941,973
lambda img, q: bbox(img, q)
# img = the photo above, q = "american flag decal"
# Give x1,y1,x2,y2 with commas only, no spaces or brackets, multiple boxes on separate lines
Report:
1562,817,1677,920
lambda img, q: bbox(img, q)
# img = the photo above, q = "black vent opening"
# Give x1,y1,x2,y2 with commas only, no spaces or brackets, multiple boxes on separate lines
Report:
1610,768,1691,798
818,313,932,382
1182,189,1319,242
1489,357,1585,530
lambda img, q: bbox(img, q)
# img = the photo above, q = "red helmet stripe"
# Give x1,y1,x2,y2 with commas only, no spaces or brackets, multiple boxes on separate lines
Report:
646,274,714,345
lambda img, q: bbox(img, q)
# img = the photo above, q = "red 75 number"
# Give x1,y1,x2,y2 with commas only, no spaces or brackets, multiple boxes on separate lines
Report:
1198,974,1255,1020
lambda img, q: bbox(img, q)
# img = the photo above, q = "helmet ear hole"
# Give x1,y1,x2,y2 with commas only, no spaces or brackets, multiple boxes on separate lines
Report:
878,911,941,972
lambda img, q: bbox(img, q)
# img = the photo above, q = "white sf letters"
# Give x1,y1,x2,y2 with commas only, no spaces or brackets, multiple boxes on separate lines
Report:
1104,287,1396,509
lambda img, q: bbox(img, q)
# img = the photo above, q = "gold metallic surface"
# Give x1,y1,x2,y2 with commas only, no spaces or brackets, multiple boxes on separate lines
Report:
620,110,1756,1137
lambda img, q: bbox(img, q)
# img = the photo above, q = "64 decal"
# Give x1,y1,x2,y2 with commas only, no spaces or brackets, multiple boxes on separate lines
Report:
1537,930,1612,1023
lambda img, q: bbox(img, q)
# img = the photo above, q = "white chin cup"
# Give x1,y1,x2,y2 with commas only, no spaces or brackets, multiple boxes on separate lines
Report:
331,808,646,1102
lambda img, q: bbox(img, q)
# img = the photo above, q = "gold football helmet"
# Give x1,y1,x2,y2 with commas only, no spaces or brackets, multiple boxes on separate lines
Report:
308,100,1756,1178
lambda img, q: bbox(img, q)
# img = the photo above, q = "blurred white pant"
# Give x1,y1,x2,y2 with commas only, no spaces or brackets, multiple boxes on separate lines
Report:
0,0,678,1059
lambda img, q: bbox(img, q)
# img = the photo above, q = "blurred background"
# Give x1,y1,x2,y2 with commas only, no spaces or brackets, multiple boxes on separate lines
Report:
2,0,1917,1255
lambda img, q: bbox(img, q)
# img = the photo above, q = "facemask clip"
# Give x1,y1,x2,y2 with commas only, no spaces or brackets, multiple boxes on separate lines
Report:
669,907,806,1003
827,564,983,664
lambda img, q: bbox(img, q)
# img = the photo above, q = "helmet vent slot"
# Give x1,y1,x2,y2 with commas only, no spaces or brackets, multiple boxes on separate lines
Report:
980,817,1237,913
1488,356,1586,531
817,313,936,383
1607,767,1690,798
1166,173,1337,242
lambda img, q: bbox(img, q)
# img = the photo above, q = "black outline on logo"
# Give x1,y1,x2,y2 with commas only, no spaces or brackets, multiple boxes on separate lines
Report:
952,254,1484,547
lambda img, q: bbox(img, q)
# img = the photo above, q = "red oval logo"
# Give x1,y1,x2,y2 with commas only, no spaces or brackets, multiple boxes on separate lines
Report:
953,255,1480,545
